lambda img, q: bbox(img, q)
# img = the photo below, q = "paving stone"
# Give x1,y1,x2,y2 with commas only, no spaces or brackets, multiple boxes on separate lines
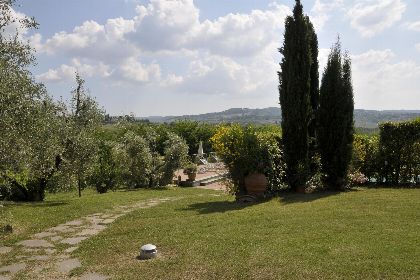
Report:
60,236,88,245
86,217,104,224
0,247,12,254
64,220,84,226
48,225,73,232
80,272,109,280
44,248,56,254
64,246,78,253
23,248,41,253
90,224,106,231
113,214,125,219
55,258,81,273
76,229,100,236
50,236,63,242
27,255,50,261
0,262,26,274
100,214,113,219
33,231,57,238
99,219,115,225
17,239,54,248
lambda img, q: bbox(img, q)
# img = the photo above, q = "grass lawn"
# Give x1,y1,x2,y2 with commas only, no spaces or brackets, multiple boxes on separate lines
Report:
2,187,420,279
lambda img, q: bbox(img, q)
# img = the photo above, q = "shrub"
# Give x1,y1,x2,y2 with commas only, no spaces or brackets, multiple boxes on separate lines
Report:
122,132,152,188
352,134,379,182
158,133,189,186
211,124,286,195
378,118,420,185
89,140,128,193
183,163,198,175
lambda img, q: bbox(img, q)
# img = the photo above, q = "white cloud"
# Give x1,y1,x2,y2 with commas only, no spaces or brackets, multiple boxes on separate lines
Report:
117,58,161,83
128,0,200,51
351,49,420,109
310,0,343,31
41,19,137,63
405,20,420,31
169,44,279,97
1,8,30,39
416,43,420,53
188,4,291,57
34,0,289,93
37,59,112,82
348,0,406,38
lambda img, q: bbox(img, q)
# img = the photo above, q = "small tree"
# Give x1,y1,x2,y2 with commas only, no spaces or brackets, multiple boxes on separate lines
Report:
64,73,103,197
318,39,354,190
159,133,189,186
122,131,152,188
89,140,128,193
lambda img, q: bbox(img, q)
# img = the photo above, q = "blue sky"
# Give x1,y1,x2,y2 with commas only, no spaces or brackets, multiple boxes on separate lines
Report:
13,0,420,116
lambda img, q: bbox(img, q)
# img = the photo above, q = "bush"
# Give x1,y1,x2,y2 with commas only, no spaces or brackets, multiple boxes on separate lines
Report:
89,140,128,193
211,124,286,195
158,133,189,186
378,118,420,185
352,134,379,182
122,132,152,188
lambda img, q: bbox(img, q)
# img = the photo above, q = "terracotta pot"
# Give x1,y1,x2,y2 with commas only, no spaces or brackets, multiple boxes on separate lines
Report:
187,173,197,181
296,186,306,194
244,173,267,196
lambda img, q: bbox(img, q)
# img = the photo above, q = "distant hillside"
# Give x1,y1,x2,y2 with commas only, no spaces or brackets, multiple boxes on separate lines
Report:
145,107,420,128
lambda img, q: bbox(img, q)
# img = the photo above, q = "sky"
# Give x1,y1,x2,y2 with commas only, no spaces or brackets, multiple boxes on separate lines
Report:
11,0,420,116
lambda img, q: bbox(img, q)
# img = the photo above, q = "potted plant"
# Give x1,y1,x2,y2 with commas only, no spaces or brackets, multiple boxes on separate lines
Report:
244,163,268,197
184,163,198,181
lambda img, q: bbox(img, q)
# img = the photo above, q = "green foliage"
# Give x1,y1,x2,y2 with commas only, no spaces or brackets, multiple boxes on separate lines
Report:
0,1,65,201
89,140,127,193
352,134,379,181
183,163,198,174
308,19,319,152
60,73,103,197
279,0,316,190
159,133,189,186
122,131,153,188
169,120,216,155
211,125,286,195
318,39,354,190
378,118,420,185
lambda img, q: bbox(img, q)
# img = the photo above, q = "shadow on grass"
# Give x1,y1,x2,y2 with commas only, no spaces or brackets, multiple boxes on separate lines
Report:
3,201,68,208
277,189,360,204
180,198,269,214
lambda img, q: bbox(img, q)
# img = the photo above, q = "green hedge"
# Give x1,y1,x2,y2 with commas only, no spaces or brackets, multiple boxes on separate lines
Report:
378,118,420,185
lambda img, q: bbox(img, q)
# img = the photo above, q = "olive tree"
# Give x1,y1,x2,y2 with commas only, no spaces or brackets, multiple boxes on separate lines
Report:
0,0,65,201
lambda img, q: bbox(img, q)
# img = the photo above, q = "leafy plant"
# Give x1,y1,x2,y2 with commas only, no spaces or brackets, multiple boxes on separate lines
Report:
183,163,198,175
211,124,286,195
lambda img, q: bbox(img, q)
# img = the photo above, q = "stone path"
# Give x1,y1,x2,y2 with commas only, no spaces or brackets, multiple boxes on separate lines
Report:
0,197,177,280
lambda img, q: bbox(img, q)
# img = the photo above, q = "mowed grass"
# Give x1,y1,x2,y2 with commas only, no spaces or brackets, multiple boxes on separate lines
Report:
2,188,420,279
0,187,213,244
75,188,419,279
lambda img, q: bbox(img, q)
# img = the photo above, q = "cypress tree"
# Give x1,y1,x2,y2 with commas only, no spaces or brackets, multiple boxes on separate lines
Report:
308,20,319,151
279,0,314,191
318,39,354,190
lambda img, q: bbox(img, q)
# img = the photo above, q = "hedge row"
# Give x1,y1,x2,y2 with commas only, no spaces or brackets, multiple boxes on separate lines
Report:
353,118,420,185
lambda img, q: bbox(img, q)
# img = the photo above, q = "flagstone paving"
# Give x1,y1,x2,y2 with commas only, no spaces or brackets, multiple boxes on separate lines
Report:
0,197,178,280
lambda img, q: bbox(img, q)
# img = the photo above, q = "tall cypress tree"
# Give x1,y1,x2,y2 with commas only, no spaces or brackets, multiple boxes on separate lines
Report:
318,39,354,190
279,0,313,191
307,20,319,152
